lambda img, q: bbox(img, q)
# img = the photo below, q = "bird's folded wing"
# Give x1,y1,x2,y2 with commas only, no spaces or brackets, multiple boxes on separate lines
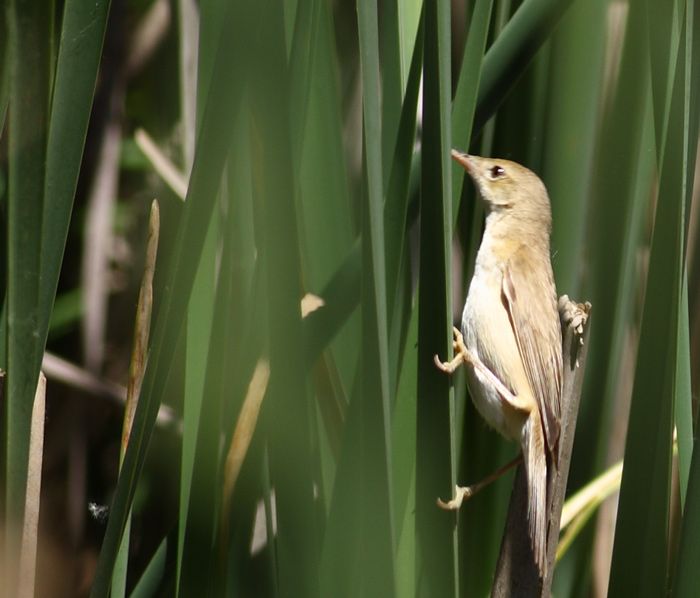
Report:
502,250,562,459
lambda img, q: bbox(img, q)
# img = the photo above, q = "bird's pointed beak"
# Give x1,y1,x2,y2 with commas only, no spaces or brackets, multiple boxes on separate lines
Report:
451,149,474,174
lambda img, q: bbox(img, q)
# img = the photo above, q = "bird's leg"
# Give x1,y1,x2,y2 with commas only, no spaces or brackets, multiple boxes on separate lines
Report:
437,454,523,510
434,327,526,411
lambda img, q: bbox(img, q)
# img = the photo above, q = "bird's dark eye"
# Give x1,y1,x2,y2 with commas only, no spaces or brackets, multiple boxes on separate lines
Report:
490,165,505,178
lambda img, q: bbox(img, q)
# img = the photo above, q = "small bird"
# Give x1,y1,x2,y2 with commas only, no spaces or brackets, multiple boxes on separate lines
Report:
434,151,562,576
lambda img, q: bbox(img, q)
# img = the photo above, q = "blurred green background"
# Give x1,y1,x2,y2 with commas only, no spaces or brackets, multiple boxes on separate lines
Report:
0,0,698,596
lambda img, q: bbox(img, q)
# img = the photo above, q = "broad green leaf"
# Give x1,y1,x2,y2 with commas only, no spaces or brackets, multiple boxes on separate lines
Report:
40,0,112,341
356,0,397,594
0,6,8,135
416,0,458,597
176,213,218,595
5,2,52,573
385,11,423,392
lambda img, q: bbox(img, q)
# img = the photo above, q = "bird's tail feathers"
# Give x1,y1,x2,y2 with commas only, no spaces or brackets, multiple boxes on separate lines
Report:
523,411,548,578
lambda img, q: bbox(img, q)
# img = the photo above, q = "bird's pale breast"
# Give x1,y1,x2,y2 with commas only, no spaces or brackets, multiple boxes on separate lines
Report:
461,258,532,441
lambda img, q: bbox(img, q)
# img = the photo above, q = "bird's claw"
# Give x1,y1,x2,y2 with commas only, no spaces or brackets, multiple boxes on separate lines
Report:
436,485,472,510
434,327,471,373
558,295,591,367
433,353,451,372
558,295,591,347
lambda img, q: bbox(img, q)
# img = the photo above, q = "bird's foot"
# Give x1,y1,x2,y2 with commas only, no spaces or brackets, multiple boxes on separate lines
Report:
436,485,473,510
558,295,592,350
436,455,523,511
433,327,473,373
558,295,592,368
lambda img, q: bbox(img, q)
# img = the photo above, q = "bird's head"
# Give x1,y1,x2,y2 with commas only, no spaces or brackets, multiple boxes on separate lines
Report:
451,151,552,232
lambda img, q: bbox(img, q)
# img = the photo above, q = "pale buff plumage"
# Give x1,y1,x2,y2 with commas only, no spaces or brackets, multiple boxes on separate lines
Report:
435,152,562,577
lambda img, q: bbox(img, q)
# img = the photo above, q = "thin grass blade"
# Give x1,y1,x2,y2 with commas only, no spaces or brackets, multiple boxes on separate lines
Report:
451,0,493,217
112,202,160,597
380,0,403,176
17,373,45,598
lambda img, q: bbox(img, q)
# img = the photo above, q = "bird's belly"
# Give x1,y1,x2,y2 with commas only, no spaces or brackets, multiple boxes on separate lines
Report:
461,267,528,441
465,367,517,439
